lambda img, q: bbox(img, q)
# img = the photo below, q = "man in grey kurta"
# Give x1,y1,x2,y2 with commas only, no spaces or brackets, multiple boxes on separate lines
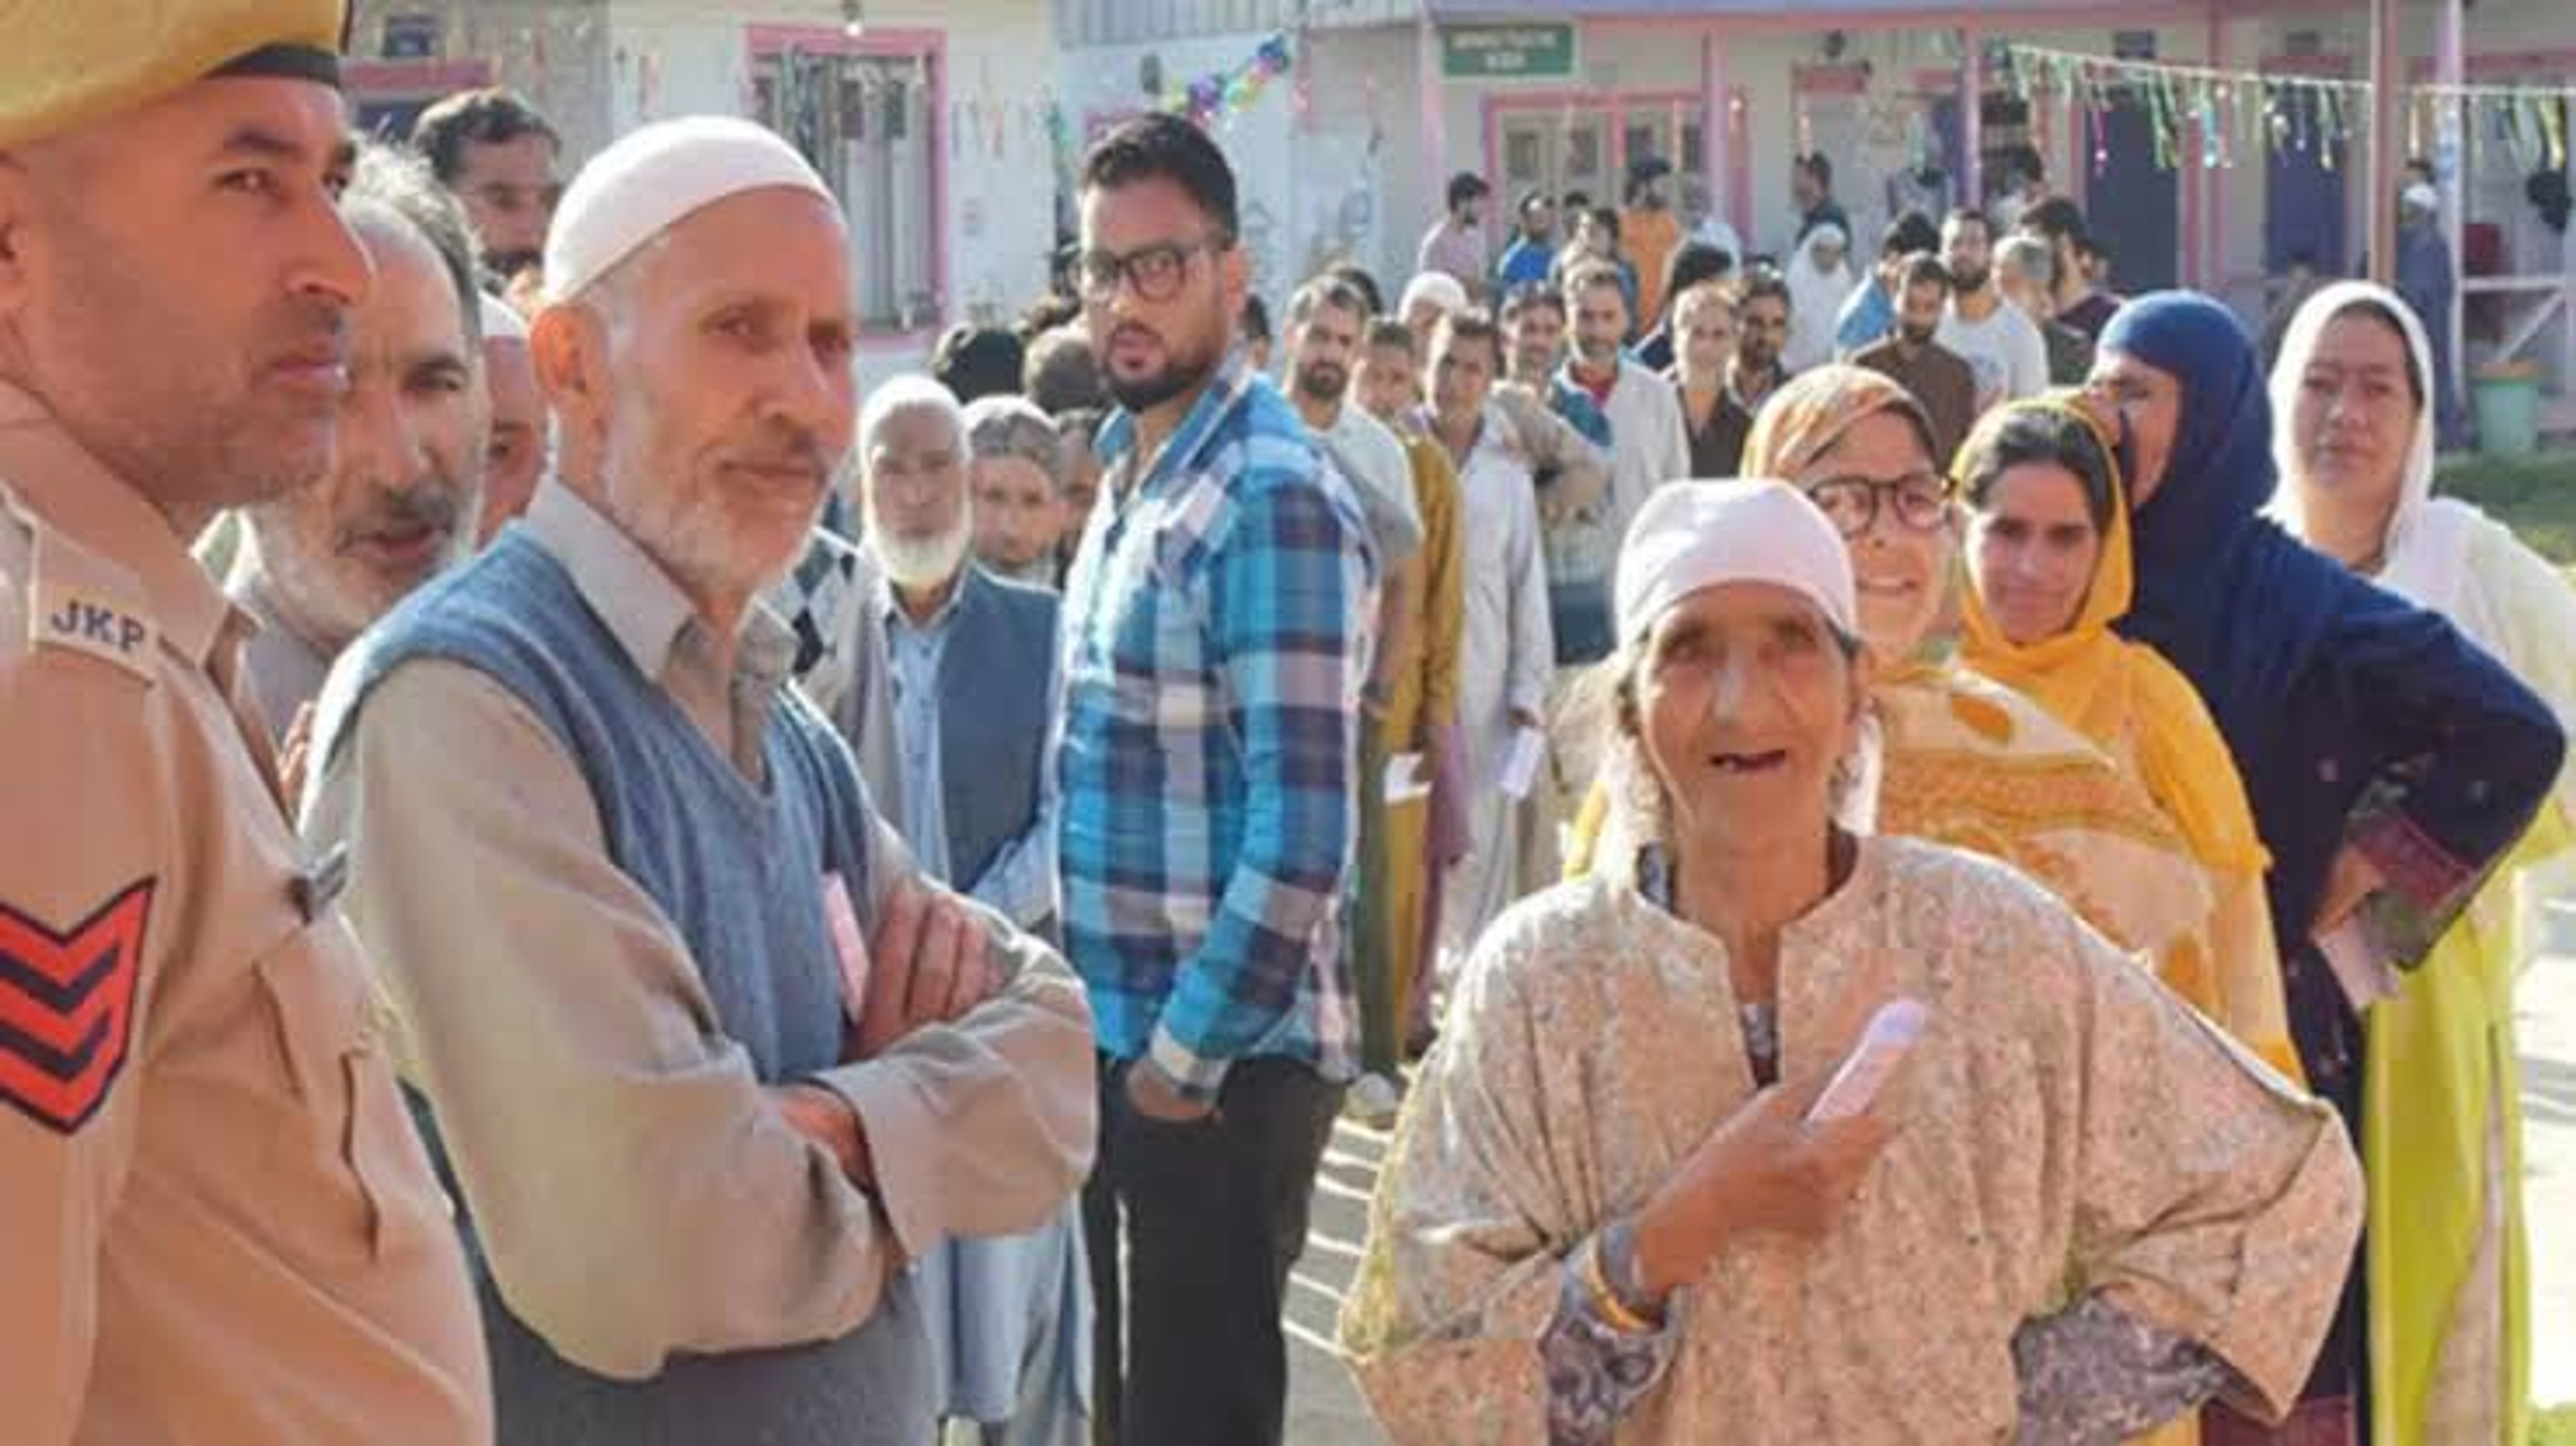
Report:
229,143,490,743
301,116,1095,1444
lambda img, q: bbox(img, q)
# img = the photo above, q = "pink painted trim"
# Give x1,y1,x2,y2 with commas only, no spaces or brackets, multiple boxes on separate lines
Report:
1792,64,1871,97
1729,85,1751,233
1480,104,1497,207
2409,48,2576,80
2065,82,2086,211
1701,30,1729,239
1960,22,1983,207
928,46,950,330
745,23,951,331
2202,6,2226,291
1479,86,1702,197
1481,87,1701,113
745,23,946,59
1421,14,1448,202
345,58,494,97
1479,82,1751,241
2263,53,2355,79
1565,0,2357,36
2179,117,2202,290
2461,274,2576,292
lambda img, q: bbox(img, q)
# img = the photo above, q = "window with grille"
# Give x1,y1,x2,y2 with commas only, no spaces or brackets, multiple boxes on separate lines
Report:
752,46,943,333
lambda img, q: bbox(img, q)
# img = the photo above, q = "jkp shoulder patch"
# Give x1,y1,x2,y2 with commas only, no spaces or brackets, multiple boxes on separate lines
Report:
0,879,155,1133
32,575,156,677
23,520,157,682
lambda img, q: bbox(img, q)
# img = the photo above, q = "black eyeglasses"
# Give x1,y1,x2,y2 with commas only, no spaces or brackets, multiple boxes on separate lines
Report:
1803,470,1955,538
1076,235,1229,304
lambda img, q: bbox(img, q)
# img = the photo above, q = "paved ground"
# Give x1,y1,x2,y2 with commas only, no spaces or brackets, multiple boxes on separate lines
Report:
2525,897,2576,1406
1279,894,2576,1435
1286,1114,1392,1445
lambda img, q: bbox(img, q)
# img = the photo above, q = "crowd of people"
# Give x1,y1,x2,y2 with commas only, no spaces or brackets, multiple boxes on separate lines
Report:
6,7,2573,1446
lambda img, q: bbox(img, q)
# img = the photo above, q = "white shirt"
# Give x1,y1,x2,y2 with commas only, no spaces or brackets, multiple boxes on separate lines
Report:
1314,402,1424,568
1939,299,2050,412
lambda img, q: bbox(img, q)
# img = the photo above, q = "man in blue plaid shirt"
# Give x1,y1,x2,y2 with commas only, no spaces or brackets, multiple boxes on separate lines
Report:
1058,115,1375,1446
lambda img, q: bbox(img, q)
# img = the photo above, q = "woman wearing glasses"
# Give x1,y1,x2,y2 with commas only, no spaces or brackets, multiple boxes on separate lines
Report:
1568,366,2217,993
1955,398,2300,1090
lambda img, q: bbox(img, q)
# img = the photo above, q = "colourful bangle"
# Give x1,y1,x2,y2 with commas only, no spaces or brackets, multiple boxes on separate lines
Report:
1581,1231,1659,1336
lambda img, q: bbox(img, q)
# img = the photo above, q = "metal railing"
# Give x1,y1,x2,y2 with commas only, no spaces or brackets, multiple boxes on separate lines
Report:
2465,272,2576,430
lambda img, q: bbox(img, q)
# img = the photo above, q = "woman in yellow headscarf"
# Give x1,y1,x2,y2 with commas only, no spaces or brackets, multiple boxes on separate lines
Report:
1570,368,2219,1002
1955,397,2299,1080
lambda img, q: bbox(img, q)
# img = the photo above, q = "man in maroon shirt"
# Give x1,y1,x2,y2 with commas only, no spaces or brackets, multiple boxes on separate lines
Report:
1851,252,1980,465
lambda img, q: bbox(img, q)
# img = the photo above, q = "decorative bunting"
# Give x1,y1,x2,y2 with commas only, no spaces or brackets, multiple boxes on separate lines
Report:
2005,43,2573,175
1159,30,1295,130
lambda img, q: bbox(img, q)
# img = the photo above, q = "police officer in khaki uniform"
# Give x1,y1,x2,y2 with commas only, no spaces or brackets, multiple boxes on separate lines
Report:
0,5,492,1441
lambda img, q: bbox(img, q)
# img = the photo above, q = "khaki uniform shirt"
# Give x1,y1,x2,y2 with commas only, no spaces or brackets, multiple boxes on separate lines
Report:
301,480,1095,1380
0,382,491,1444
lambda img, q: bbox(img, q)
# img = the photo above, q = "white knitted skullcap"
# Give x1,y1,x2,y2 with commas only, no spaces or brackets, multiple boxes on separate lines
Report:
543,115,834,302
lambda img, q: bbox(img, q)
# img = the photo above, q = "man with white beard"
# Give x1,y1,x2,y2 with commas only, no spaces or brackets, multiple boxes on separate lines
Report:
227,144,487,738
853,376,1061,934
851,375,1087,1445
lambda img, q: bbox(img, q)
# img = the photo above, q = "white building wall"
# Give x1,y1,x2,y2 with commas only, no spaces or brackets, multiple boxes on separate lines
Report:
348,0,620,162
1425,20,2206,276
1051,9,2564,333
1059,27,1376,315
355,1,1060,380
606,0,1060,379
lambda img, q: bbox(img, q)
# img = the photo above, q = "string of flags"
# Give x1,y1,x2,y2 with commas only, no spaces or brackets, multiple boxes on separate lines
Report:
1159,31,1295,129
2004,44,2571,176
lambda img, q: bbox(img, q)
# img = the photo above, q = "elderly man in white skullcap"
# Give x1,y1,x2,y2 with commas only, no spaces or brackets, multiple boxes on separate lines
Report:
474,292,547,543
300,115,1095,1445
1400,269,1470,355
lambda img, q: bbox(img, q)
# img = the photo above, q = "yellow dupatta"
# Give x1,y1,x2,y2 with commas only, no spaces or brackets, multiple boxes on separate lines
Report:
1955,398,2299,1086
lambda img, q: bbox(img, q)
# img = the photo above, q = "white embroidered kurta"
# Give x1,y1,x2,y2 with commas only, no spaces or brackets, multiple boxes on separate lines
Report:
1342,837,2363,1443
1434,411,1554,968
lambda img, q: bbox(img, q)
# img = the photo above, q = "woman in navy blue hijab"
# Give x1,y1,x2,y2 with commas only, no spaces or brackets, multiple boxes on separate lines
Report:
2090,292,2563,1441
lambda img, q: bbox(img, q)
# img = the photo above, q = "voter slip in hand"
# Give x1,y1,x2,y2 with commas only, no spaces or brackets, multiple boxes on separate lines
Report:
1497,726,1547,801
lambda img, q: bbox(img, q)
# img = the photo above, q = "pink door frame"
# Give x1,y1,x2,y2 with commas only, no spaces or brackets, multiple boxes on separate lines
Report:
745,22,952,349
1481,89,1752,238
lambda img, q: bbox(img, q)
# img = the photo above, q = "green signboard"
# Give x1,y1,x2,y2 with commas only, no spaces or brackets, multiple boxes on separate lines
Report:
1441,23,1576,82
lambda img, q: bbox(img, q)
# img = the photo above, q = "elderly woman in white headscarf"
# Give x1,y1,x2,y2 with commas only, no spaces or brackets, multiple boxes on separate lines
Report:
2268,281,2576,1446
1783,221,1859,374
1338,479,2363,1445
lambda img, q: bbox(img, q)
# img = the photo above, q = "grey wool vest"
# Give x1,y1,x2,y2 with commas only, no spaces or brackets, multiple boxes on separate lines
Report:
932,567,1059,901
313,533,932,1446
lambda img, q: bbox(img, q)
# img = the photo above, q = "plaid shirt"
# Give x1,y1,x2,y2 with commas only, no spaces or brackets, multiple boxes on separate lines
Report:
1057,359,1374,1103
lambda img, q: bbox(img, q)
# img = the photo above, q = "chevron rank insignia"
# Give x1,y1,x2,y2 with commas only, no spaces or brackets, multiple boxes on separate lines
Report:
0,881,154,1134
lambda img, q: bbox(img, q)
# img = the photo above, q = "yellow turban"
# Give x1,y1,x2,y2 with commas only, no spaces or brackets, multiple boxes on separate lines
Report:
0,0,347,149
